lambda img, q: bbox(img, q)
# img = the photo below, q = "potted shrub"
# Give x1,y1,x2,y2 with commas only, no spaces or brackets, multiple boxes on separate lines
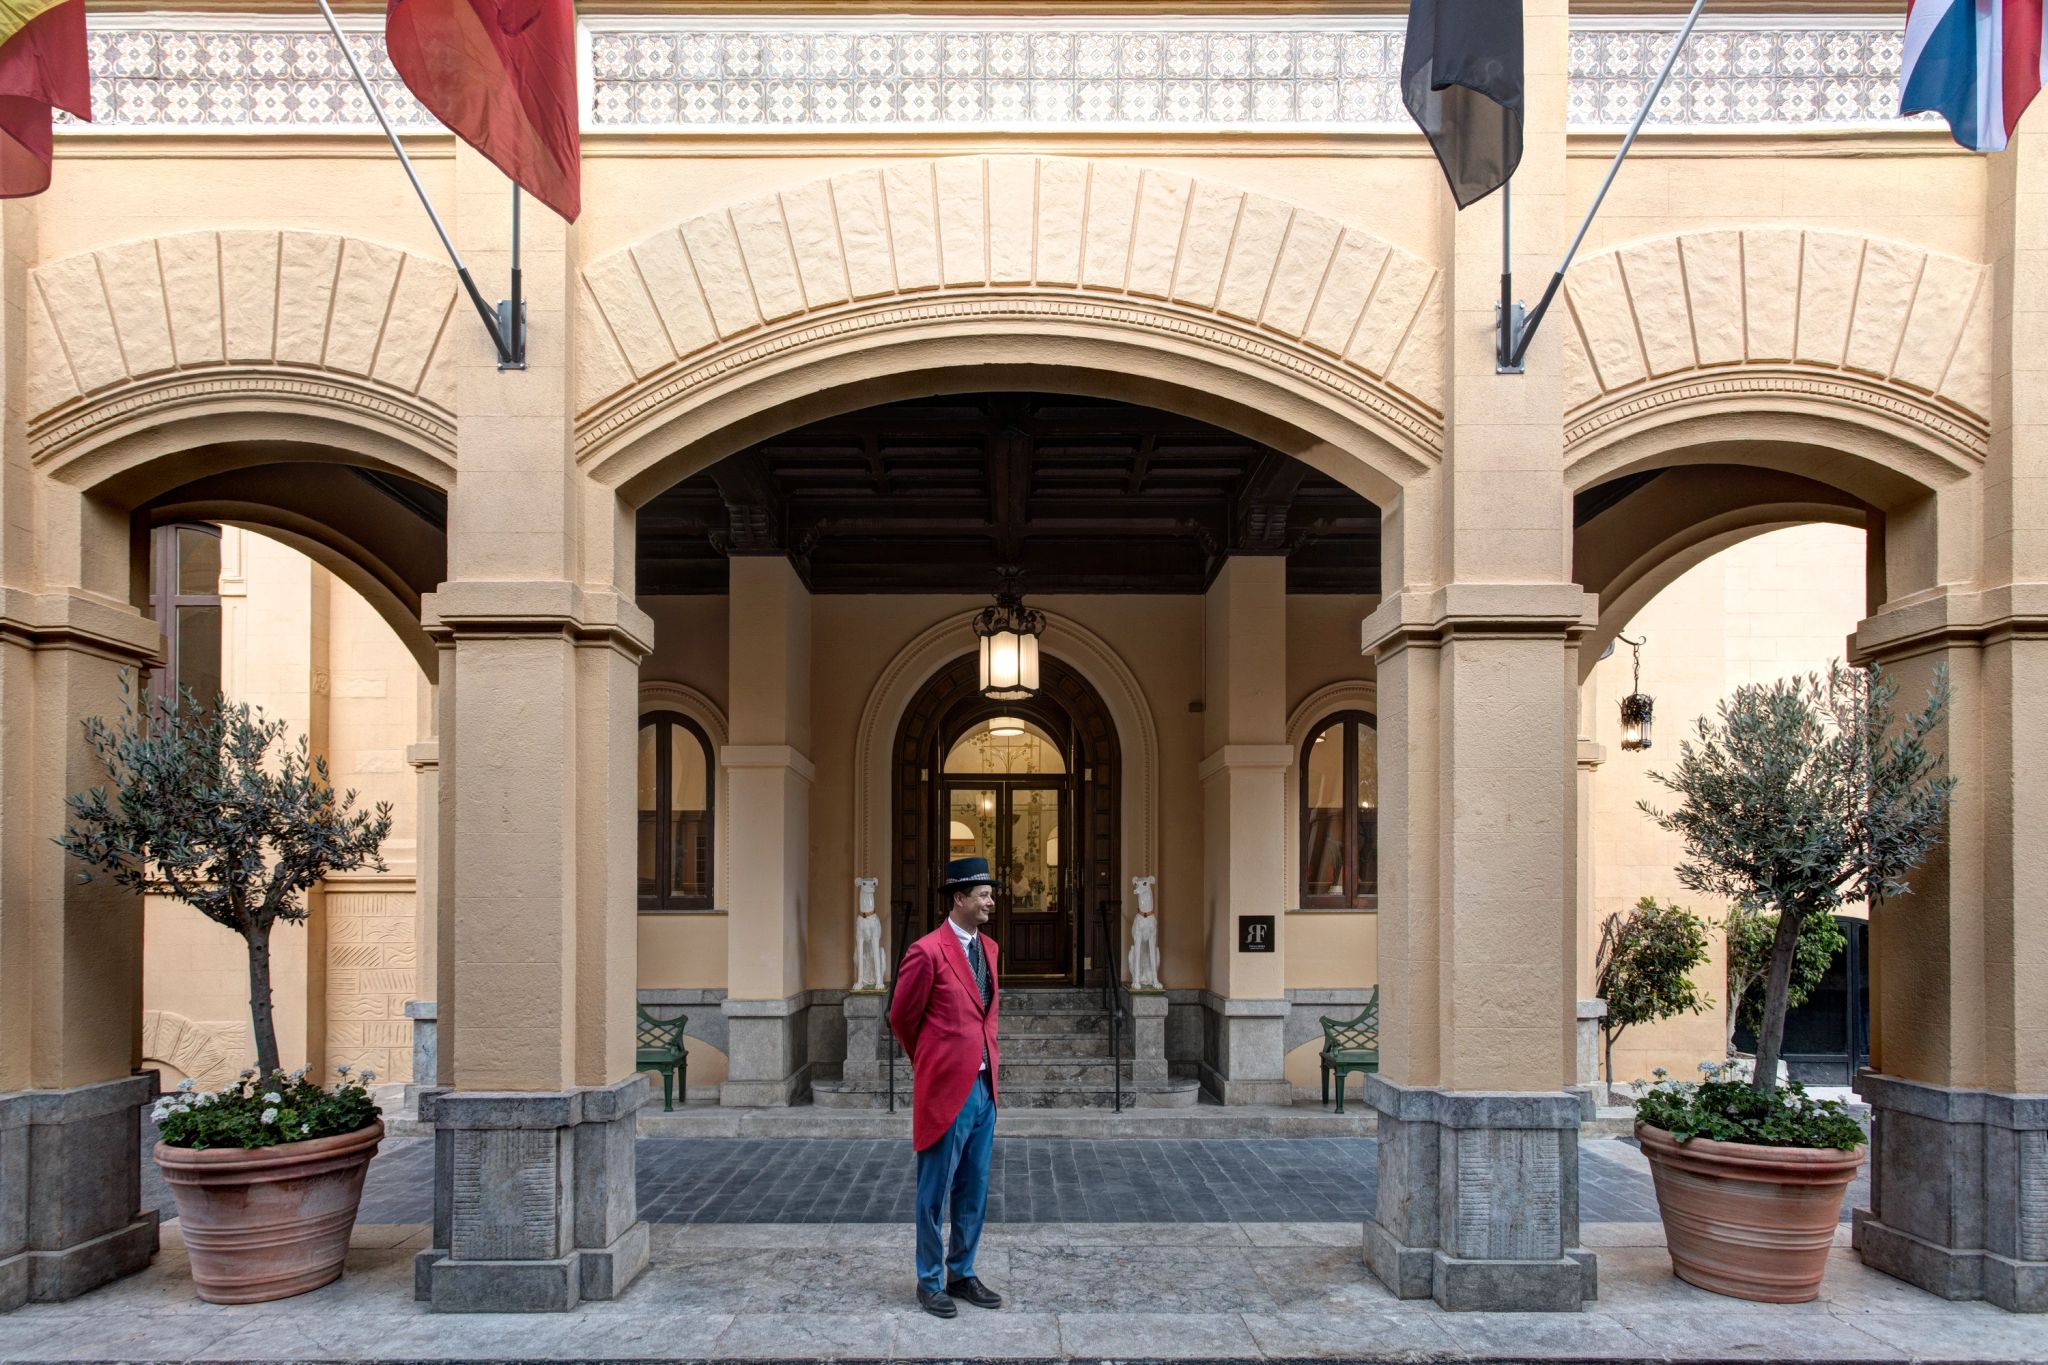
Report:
1594,895,1712,1093
1635,662,1954,1302
60,683,393,1303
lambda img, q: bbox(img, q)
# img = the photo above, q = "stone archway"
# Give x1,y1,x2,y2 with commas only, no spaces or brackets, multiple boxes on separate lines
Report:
573,155,1443,544
892,653,1121,987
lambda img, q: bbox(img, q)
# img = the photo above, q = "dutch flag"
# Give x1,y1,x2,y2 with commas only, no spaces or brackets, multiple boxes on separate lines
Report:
1902,0,2048,151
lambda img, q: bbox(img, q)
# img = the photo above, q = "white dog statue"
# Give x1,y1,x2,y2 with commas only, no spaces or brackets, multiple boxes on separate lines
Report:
853,877,887,990
1127,875,1162,990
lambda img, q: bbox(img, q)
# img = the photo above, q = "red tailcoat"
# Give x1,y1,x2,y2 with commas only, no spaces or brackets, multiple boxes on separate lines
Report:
888,924,1000,1151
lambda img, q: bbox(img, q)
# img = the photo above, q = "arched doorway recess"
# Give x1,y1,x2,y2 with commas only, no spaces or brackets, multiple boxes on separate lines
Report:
892,653,1119,989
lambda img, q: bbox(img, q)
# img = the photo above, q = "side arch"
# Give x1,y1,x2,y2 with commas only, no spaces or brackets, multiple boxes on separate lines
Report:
1573,466,1872,678
28,230,463,478
855,609,1159,931
1561,228,1991,492
575,155,1446,500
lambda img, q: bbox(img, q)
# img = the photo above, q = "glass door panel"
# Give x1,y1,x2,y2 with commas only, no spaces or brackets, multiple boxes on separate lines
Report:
1005,786,1062,916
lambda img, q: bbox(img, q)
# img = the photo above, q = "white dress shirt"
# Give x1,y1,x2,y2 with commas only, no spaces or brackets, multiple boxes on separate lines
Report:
948,916,988,1071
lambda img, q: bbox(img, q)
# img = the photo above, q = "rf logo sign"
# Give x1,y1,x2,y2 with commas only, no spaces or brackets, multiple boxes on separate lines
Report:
1238,915,1275,953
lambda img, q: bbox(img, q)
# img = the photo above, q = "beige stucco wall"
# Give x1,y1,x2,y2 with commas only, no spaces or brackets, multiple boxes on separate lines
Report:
1587,523,1869,1085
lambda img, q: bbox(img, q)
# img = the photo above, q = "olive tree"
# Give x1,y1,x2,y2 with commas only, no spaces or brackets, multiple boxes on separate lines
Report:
58,681,392,1078
1642,663,1953,1094
1594,895,1713,1083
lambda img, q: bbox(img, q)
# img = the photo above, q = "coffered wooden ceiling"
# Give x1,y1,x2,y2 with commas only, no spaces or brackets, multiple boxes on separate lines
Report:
636,393,1384,596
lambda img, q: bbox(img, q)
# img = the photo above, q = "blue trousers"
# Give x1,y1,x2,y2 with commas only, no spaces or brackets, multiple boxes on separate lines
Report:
914,1071,995,1292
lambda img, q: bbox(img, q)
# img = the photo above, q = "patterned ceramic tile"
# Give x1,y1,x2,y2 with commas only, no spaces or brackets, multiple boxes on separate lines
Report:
63,15,1932,134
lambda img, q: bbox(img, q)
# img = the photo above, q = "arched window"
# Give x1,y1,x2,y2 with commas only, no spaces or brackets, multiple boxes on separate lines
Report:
1301,711,1377,909
147,523,222,715
637,712,715,911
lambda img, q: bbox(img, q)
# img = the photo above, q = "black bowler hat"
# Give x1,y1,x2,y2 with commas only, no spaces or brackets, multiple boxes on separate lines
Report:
940,856,996,895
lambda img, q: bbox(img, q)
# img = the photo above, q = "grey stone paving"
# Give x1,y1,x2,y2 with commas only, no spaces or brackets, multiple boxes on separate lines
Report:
4,1218,2038,1364
145,1128,1866,1227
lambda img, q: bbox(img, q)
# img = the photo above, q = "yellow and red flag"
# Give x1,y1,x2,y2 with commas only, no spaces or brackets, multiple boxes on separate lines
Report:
0,0,89,199
385,0,580,221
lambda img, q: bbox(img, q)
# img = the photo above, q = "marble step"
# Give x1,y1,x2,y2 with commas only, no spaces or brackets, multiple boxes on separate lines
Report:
997,1009,1111,1034
999,1058,1139,1084
996,987,1114,1011
997,1032,1117,1060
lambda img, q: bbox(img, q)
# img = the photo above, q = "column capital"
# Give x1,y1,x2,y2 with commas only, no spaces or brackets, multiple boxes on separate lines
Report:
1852,582,2048,661
421,581,653,658
1362,584,1594,656
719,744,816,784
1196,744,1293,783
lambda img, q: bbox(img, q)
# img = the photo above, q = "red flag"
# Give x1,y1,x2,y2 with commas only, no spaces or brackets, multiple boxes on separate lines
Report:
385,0,580,221
0,0,89,199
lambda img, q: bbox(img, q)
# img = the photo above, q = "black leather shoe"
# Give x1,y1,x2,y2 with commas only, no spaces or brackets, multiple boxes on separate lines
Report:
946,1276,1002,1309
917,1287,957,1317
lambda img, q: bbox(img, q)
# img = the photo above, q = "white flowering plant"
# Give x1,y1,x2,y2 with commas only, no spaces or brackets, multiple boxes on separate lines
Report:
152,1065,380,1150
1630,1061,1864,1151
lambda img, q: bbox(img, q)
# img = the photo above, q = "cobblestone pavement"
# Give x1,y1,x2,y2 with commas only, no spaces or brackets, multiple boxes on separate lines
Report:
3,1218,2034,1364
141,1130,1865,1227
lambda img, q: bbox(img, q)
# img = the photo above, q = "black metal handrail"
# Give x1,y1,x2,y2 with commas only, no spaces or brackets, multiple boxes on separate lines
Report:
885,898,914,1114
1095,898,1130,1113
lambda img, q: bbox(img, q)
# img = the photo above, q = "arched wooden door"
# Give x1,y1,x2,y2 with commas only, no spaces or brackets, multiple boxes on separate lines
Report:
892,654,1119,987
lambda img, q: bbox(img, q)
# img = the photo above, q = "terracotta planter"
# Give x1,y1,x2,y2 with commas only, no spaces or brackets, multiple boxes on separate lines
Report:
154,1120,383,1303
1635,1120,1863,1303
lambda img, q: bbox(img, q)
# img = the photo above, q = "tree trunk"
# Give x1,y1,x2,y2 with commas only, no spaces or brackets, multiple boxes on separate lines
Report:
1602,1023,1621,1085
1750,907,1805,1094
246,921,281,1079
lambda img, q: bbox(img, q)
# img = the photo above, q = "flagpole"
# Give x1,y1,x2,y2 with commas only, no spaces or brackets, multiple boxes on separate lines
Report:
1499,0,1709,372
506,185,526,369
312,0,515,365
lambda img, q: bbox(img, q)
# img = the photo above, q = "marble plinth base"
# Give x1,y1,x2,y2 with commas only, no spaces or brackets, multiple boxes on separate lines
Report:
403,999,437,1110
413,1076,651,1313
1361,1075,1596,1312
1852,1070,2047,1312
1198,995,1293,1105
720,995,812,1106
1129,991,1169,1089
0,1074,160,1312
841,992,888,1087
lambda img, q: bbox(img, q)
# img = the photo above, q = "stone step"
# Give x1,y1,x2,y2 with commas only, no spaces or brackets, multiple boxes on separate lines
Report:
997,1032,1116,1060
996,987,1112,1011
1000,1058,1137,1084
997,1010,1110,1034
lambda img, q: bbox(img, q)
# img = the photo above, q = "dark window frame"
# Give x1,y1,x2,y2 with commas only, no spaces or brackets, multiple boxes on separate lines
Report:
638,711,716,913
146,522,223,716
1300,709,1378,910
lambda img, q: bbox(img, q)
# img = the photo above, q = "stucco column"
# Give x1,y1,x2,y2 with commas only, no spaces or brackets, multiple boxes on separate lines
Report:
411,146,651,1313
1360,0,1594,1313
1198,556,1292,1104
720,555,815,1106
1843,122,2048,1316
0,196,160,1310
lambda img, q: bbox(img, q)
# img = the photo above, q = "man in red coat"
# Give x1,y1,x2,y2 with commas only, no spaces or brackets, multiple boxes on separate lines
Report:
888,855,1004,1317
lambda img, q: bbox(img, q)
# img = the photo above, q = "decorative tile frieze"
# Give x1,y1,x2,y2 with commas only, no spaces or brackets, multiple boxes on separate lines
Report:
67,17,432,131
1569,17,1928,129
62,14,1930,135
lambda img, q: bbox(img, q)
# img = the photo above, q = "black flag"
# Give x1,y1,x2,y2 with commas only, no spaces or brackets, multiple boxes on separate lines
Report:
1402,0,1524,209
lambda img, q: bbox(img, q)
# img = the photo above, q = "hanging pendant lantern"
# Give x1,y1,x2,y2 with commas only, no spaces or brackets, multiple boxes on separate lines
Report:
974,568,1046,701
1617,633,1654,752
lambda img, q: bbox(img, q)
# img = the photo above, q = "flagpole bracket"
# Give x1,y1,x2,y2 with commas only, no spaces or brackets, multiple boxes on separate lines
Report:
1495,301,1527,375
495,300,527,371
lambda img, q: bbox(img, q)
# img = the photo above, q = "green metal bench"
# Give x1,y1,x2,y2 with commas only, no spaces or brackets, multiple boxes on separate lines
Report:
1319,987,1379,1114
636,1006,689,1112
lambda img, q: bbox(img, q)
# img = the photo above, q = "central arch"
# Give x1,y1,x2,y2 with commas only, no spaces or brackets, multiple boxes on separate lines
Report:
574,155,1448,524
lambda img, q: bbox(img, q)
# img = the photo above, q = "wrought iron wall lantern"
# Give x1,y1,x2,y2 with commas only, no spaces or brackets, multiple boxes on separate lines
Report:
974,569,1045,701
1617,633,1654,752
